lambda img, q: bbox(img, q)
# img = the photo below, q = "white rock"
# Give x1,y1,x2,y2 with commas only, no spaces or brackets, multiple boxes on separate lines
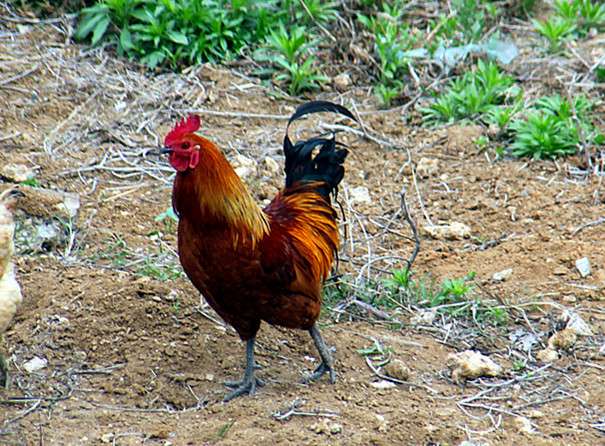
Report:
536,348,558,362
165,290,179,302
23,356,48,373
333,72,352,90
349,186,371,204
310,419,343,435
445,350,502,385
449,222,472,239
575,257,590,277
562,309,594,336
382,359,410,381
0,164,34,183
423,222,471,240
410,308,437,325
100,433,114,443
62,193,80,218
231,155,257,179
370,380,397,389
416,157,439,177
492,268,513,281
515,415,536,434
37,222,59,240
548,328,577,350
263,157,281,174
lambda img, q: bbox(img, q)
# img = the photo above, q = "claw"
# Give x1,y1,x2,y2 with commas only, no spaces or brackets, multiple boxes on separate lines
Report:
303,360,332,384
223,374,265,402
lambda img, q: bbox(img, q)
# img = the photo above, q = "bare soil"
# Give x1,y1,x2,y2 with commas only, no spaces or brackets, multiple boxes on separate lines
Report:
1,10,604,446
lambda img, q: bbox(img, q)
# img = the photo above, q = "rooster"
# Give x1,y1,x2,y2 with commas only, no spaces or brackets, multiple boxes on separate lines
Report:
162,101,356,401
0,188,23,388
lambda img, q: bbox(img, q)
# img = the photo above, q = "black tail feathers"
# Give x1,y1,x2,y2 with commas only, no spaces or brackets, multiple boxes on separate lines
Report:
283,101,357,202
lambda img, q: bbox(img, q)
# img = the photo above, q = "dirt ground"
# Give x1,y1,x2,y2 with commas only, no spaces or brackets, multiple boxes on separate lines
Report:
1,9,604,446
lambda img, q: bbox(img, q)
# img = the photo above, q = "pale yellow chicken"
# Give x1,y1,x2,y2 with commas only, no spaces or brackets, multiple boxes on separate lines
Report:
0,188,23,388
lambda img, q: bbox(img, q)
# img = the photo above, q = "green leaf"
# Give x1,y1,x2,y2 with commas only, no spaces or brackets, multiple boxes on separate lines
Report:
119,27,135,51
166,30,189,45
91,16,111,45
74,6,109,40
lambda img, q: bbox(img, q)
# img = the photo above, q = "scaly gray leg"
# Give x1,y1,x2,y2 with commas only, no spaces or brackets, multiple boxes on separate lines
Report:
303,325,335,384
223,337,265,402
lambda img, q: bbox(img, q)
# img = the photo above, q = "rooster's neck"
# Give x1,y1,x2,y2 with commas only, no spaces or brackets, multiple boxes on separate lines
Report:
173,137,269,245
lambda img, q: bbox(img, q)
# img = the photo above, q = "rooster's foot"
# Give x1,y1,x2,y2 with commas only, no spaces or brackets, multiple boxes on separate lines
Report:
222,337,264,402
223,374,265,402
303,345,336,384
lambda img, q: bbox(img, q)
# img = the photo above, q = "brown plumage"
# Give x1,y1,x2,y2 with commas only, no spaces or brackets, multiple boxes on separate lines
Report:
163,101,356,401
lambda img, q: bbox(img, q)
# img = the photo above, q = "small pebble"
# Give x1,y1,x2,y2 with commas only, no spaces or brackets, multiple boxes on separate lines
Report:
548,328,577,350
536,348,558,362
575,257,590,277
382,359,410,381
370,380,396,389
492,268,513,281
23,356,48,373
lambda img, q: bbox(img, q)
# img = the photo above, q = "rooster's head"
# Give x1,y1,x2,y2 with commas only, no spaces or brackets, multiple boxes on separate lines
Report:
163,114,202,172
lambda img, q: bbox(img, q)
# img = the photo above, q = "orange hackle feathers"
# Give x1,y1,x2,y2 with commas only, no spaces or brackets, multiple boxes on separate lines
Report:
172,134,269,246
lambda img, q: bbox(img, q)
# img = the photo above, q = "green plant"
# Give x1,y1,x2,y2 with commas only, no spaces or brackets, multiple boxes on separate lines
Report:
129,3,189,67
375,84,402,108
389,267,413,289
217,421,235,440
74,0,141,52
577,0,605,30
155,206,179,234
451,0,487,43
357,339,393,366
542,0,605,43
443,273,476,298
258,24,327,95
480,306,510,326
358,3,417,106
86,229,183,280
21,175,42,188
532,16,576,52
508,93,603,159
474,135,489,149
295,0,338,27
510,112,577,158
513,359,527,371
486,101,520,132
75,0,291,68
553,0,579,22
422,60,514,124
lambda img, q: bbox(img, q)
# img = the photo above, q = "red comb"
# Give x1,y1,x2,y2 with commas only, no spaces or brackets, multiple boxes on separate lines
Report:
165,114,201,146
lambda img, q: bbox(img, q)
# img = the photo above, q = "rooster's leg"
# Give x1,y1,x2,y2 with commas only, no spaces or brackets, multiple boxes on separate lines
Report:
303,326,335,384
223,337,265,402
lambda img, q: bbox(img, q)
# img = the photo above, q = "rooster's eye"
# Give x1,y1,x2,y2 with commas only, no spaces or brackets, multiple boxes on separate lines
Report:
182,142,190,150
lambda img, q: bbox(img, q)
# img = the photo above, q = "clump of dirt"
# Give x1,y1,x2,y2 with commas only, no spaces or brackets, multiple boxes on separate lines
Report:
1,9,604,446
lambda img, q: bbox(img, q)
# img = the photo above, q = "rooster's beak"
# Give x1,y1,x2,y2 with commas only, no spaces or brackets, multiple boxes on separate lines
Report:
160,146,173,155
